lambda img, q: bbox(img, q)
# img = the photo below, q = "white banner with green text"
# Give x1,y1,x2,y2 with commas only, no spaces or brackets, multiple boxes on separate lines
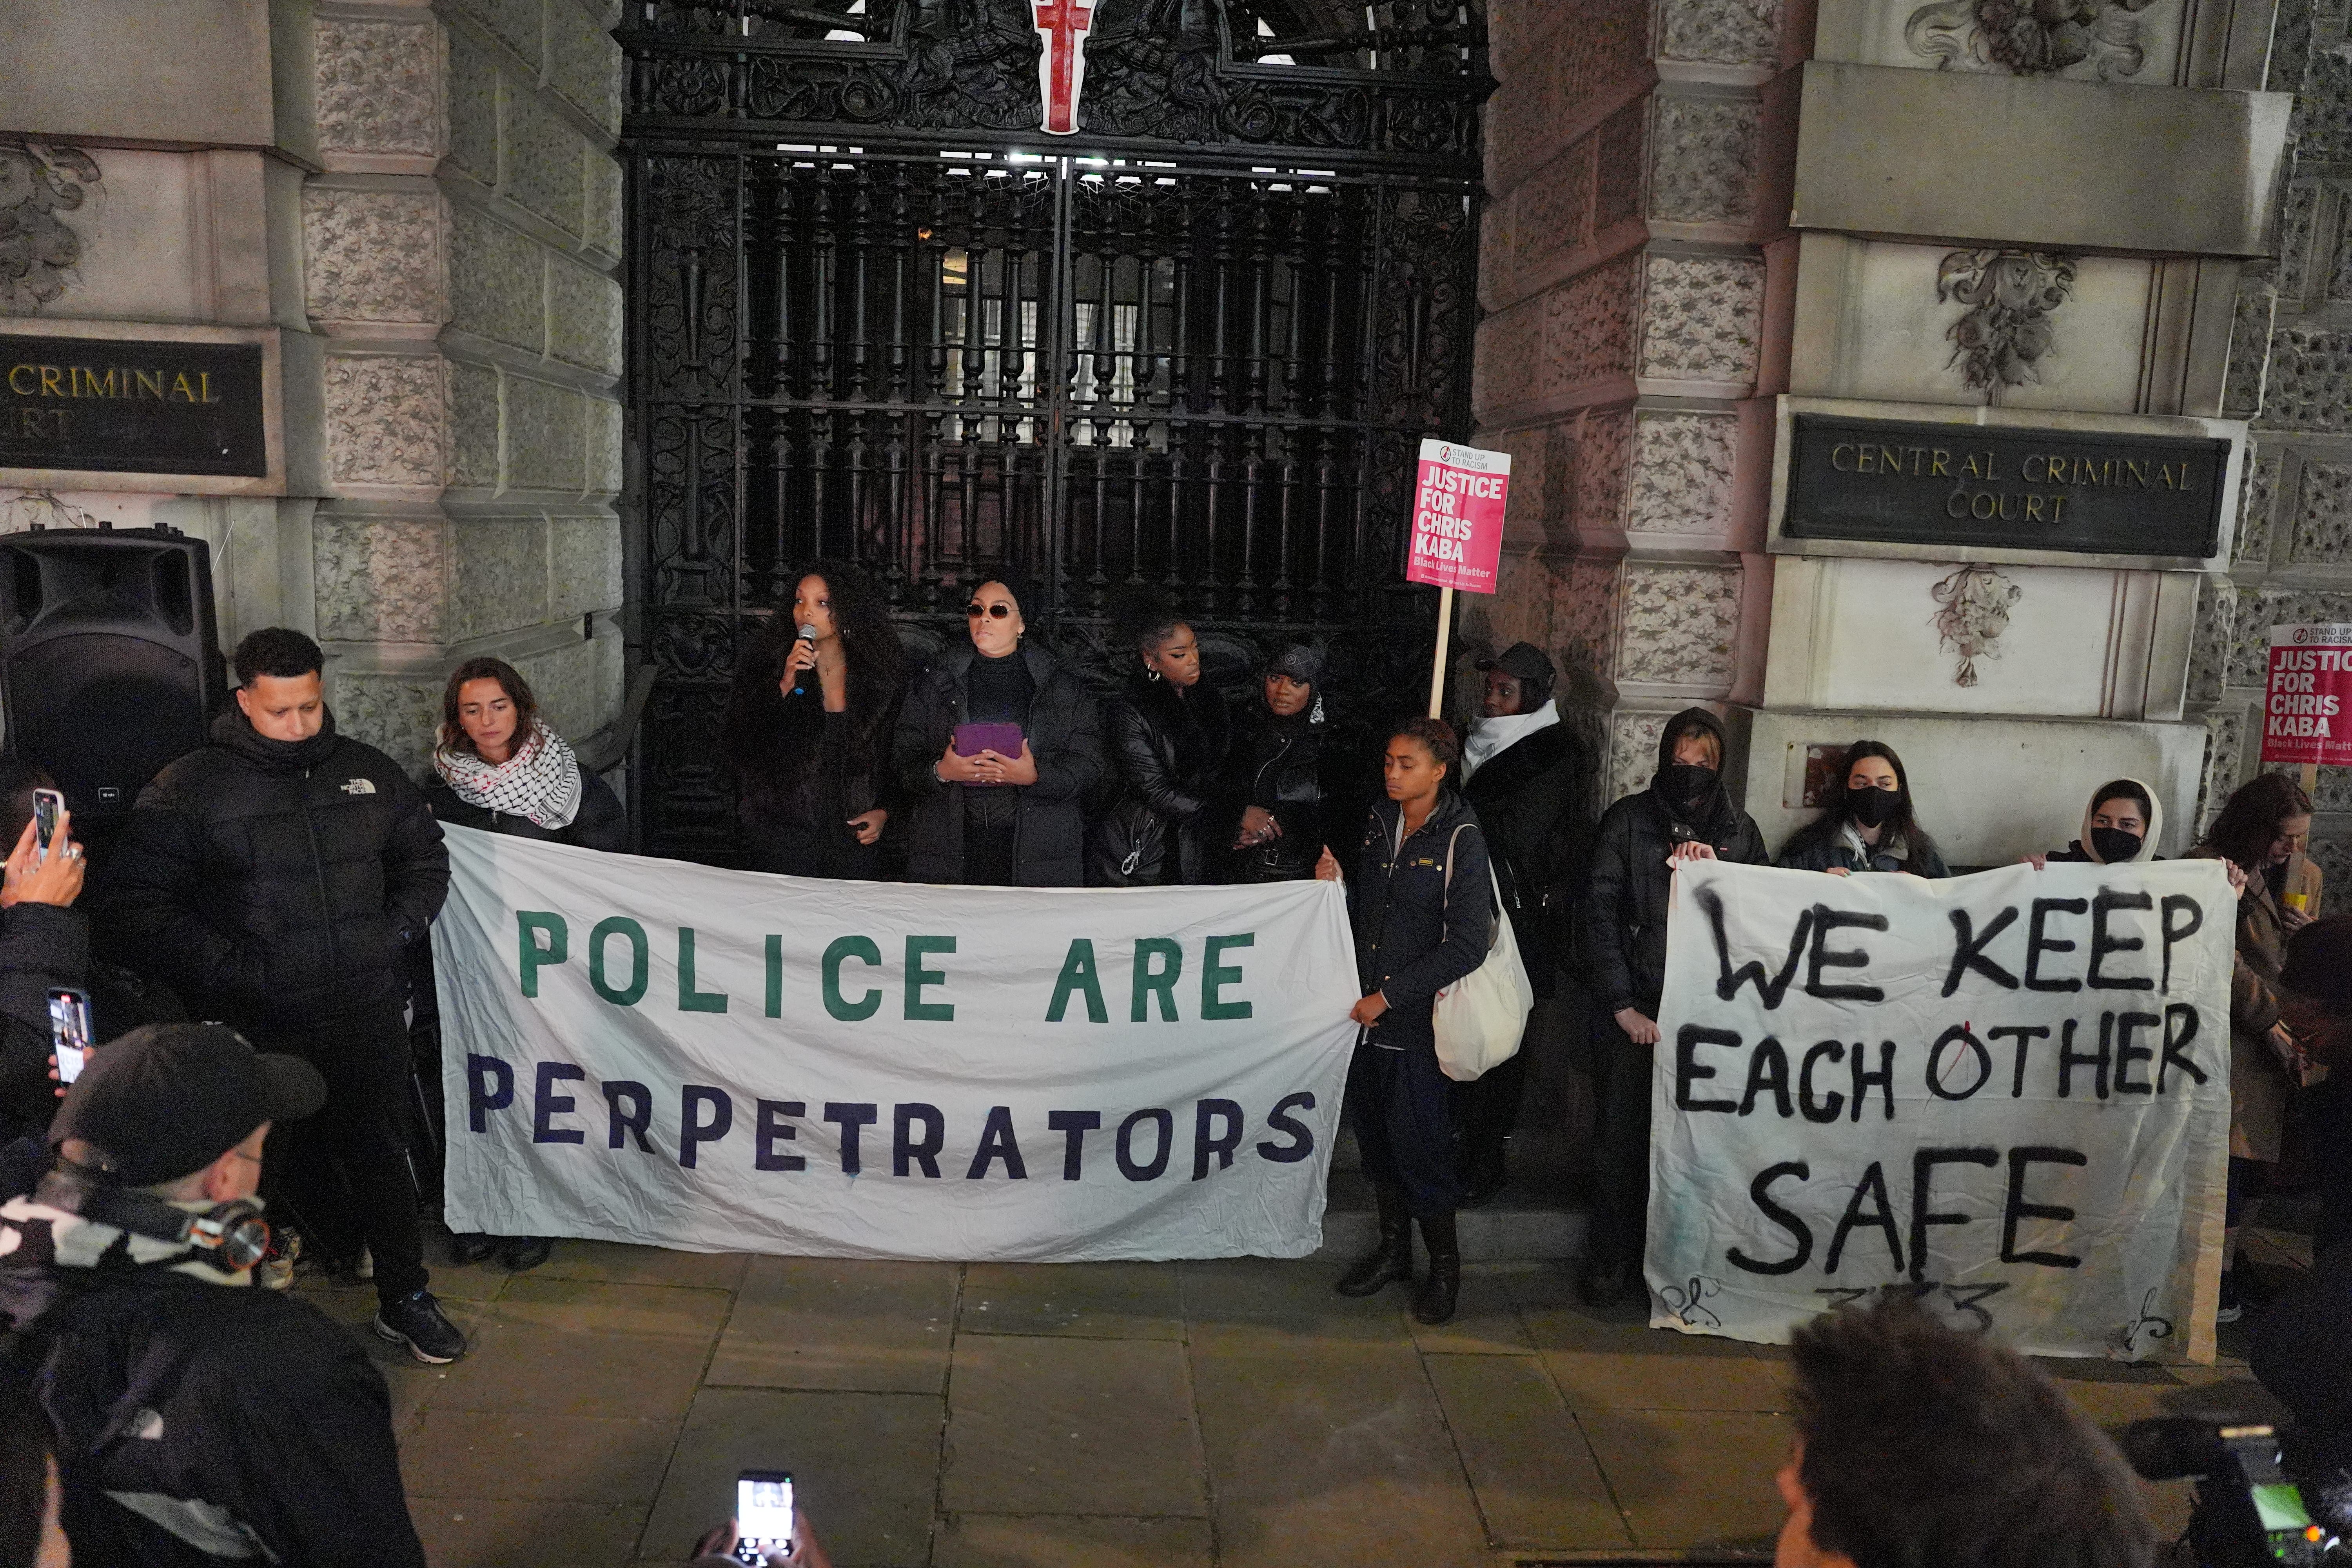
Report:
433,826,1361,1261
1646,859,2235,1362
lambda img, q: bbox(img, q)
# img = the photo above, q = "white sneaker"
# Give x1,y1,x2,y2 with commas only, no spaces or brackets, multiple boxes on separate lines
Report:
355,1244,374,1282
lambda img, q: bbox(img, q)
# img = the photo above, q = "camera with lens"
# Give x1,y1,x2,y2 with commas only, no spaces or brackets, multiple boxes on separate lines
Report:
2123,1417,2352,1568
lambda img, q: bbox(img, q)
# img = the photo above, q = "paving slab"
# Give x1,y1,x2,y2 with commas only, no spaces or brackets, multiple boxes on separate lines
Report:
707,1258,958,1393
958,1261,1183,1339
943,1336,1208,1517
399,1408,683,1505
417,1278,733,1421
1176,1255,1414,1345
531,1239,754,1291
1423,1352,1631,1550
637,1387,945,1568
1525,1300,1789,1414
408,1499,648,1568
933,1513,1217,1568
1189,1330,1489,1568
1404,1263,1536,1356
1577,1408,1789,1551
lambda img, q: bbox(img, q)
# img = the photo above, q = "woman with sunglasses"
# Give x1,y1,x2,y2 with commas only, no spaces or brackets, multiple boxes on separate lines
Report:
892,570,1105,886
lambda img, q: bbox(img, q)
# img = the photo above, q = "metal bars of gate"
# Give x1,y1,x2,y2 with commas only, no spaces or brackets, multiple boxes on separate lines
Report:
631,145,1478,857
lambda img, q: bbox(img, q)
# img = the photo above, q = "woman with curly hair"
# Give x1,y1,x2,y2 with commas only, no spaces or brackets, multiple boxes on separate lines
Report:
725,561,906,880
1089,588,1230,886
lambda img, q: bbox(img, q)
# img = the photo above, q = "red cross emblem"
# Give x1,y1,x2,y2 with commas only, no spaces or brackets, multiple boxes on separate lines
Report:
1032,0,1094,135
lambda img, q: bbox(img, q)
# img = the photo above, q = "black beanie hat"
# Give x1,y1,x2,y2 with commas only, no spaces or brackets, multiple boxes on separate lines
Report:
971,568,1041,621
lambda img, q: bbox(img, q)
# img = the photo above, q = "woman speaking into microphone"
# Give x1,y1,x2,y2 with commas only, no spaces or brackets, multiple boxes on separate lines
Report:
725,561,904,880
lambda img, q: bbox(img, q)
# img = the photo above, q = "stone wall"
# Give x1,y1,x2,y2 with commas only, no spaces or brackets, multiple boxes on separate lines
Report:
2201,0,2352,882
310,0,626,766
1471,0,1788,806
0,0,625,778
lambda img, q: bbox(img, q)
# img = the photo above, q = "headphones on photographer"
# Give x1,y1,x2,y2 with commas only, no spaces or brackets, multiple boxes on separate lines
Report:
34,1145,272,1272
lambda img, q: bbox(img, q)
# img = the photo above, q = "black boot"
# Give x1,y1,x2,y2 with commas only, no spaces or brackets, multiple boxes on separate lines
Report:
1336,1185,1415,1297
1413,1211,1461,1325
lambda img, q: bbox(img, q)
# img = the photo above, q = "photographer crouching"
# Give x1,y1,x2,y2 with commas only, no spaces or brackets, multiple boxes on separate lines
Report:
0,1023,427,1566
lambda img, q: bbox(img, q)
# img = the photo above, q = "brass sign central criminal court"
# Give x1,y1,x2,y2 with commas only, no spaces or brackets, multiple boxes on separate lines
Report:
0,334,267,478
1783,413,2230,560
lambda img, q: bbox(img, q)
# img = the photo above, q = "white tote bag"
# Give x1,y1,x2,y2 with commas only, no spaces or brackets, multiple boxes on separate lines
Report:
1431,826,1537,1083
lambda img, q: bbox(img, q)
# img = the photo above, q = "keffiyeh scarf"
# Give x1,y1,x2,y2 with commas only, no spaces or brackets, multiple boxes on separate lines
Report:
435,722,583,830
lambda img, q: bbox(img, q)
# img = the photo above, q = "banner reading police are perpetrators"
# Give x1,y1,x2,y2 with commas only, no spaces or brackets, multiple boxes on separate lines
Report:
433,827,1361,1261
1647,859,2234,1363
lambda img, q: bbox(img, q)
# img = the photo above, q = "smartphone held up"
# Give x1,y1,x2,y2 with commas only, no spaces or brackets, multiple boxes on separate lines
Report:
49,987,91,1085
733,1471,794,1565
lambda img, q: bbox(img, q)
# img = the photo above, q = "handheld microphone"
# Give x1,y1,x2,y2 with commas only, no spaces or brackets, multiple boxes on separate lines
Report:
791,622,818,695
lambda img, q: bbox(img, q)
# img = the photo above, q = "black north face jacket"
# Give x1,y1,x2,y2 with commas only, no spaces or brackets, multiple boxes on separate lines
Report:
0,1200,425,1567
101,708,449,1029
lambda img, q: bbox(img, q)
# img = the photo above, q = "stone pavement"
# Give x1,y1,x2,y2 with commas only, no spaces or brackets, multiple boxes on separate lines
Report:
290,1221,2310,1568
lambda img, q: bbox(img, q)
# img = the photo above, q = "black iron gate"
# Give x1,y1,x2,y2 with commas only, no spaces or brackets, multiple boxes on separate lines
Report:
621,0,1489,860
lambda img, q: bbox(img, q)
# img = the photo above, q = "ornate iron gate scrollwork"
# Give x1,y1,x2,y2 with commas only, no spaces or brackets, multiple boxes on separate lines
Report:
622,0,1488,860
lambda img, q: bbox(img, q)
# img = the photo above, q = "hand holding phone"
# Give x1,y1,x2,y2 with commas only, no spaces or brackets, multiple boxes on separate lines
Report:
32,789,62,866
49,987,91,1087
733,1471,795,1564
4,802,83,911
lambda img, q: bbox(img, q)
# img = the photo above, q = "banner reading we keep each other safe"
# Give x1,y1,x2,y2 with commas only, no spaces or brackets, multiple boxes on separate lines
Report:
1646,859,2235,1363
432,826,1362,1261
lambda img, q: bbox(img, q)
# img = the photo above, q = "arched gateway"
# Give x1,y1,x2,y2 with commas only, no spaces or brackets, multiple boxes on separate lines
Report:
618,0,1491,858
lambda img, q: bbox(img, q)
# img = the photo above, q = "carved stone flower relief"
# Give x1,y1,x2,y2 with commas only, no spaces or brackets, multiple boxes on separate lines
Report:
1907,0,2166,77
0,140,101,315
1936,248,2077,400
1929,563,2024,686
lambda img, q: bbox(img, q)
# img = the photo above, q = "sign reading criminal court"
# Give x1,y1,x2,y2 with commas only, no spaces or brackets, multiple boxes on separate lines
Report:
1783,413,2229,561
0,334,267,477
2261,623,2352,768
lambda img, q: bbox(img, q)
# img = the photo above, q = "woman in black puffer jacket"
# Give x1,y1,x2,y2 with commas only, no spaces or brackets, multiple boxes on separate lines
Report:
1089,590,1230,887
891,571,1105,887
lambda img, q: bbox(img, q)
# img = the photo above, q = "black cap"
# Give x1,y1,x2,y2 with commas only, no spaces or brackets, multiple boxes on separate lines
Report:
1475,641,1554,686
50,1023,326,1187
1267,642,1325,687
2283,915,2352,1012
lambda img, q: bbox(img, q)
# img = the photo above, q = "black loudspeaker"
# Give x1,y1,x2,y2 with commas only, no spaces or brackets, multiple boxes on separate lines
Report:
0,523,227,825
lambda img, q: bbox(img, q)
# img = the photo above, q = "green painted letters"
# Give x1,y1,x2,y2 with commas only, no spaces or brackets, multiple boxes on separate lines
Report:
824,936,884,1021
905,935,956,1021
677,929,729,1013
588,916,649,1006
1201,933,1254,1020
1047,939,1107,1023
517,911,567,997
1132,938,1183,1022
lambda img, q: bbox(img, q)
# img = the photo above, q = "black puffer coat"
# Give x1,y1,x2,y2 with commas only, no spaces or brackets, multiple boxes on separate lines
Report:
1090,676,1230,886
1584,706,1768,1018
891,641,1105,887
1347,790,1495,1058
101,708,449,1029
1460,717,1593,995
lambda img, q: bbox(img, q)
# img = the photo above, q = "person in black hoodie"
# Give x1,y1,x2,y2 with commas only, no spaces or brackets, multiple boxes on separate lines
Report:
0,1022,428,1567
1223,642,1338,883
1453,642,1593,1205
1580,705,1767,1307
98,629,464,1364
725,561,905,880
1316,717,1494,1326
892,572,1105,887
421,656,624,1273
1090,590,1230,886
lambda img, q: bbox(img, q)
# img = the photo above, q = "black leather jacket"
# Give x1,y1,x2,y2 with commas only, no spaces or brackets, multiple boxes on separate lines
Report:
1090,676,1230,886
1223,706,1328,882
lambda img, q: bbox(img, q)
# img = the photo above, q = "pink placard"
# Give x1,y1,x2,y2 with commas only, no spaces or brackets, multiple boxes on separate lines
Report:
1405,438,1511,595
2261,623,2352,767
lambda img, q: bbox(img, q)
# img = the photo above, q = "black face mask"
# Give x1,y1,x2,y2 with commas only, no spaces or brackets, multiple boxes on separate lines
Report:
1848,787,1900,829
1657,762,1717,813
2091,826,2144,863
